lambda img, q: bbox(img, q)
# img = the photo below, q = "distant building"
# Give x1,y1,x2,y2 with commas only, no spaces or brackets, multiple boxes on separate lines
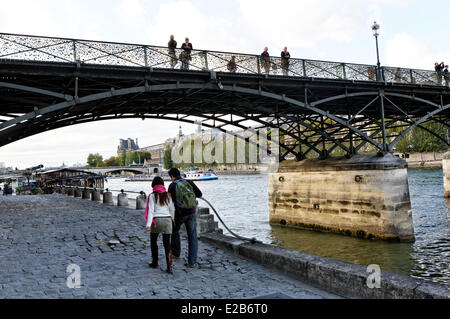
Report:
0,162,4,168
117,138,140,156
140,143,166,165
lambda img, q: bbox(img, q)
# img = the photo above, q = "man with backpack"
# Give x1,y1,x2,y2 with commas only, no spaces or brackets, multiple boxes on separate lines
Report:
168,168,203,268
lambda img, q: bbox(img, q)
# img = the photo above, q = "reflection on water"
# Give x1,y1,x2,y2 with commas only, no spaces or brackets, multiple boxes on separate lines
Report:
270,225,416,275
107,169,449,284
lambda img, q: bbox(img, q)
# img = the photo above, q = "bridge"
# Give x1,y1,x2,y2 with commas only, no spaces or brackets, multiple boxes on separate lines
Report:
1,32,449,243
82,166,147,176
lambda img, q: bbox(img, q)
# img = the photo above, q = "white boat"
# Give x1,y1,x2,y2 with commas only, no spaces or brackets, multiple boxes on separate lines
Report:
183,168,219,181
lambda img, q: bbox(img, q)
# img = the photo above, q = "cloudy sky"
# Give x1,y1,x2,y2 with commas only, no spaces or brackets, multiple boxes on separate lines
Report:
0,0,449,168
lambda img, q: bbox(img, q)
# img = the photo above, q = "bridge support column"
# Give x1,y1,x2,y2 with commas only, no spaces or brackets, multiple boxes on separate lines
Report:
67,188,74,196
444,151,450,198
269,154,415,242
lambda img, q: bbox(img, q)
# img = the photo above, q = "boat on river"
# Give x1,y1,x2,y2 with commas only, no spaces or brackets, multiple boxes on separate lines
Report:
183,168,219,181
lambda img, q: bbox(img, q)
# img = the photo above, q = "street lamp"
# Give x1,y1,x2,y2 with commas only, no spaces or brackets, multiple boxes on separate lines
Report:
371,21,383,81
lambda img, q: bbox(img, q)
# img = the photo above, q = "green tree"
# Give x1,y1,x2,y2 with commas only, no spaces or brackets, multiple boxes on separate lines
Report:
87,153,104,167
121,150,127,166
104,156,121,167
394,122,448,153
164,147,175,169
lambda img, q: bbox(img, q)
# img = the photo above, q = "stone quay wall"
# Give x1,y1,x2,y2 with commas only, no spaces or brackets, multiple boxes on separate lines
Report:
201,233,449,299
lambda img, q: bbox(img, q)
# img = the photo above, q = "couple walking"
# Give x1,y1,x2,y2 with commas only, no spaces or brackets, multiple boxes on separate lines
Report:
145,168,202,274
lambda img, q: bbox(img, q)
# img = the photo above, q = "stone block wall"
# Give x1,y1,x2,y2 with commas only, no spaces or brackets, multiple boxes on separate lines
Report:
269,154,415,242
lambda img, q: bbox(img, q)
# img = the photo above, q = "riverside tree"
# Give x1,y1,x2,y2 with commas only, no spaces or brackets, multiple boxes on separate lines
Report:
87,153,104,167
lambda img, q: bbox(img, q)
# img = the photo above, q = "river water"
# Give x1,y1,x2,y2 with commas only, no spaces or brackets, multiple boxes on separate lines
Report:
106,168,449,284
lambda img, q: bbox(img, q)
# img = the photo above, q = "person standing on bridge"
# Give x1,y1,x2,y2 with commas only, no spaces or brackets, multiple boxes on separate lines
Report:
168,168,202,268
227,56,237,73
281,47,291,76
168,35,178,69
435,62,445,84
146,176,175,274
260,47,271,75
180,38,193,70
444,65,449,87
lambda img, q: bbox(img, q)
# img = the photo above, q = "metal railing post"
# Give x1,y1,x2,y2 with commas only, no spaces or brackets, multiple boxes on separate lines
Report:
144,46,148,67
203,50,209,71
342,63,347,80
256,56,261,74
72,40,77,63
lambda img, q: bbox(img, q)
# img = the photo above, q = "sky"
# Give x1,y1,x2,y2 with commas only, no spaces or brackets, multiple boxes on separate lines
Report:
0,0,449,169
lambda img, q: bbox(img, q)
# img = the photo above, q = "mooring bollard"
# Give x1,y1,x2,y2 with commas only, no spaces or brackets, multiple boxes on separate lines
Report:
136,192,147,210
118,190,129,207
103,189,113,205
67,188,74,196
82,188,91,199
91,189,101,202
74,188,82,198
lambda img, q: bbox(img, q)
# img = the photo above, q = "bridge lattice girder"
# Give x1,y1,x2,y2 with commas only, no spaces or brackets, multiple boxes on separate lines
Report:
0,60,449,161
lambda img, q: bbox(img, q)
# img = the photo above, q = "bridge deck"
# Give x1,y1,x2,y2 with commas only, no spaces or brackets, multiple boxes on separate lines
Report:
0,33,448,157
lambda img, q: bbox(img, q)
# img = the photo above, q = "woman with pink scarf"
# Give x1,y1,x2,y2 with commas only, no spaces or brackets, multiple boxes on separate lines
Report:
145,176,175,274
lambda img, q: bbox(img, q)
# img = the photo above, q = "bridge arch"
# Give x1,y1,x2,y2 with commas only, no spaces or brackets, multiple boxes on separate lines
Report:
1,80,449,160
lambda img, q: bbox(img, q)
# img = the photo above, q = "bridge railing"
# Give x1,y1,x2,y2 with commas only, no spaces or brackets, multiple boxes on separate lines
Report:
0,32,446,87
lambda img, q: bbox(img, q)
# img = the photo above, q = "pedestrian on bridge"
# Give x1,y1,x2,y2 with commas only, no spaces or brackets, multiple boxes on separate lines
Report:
444,65,449,87
146,176,176,274
435,62,445,84
168,168,202,269
281,47,291,76
260,47,271,74
227,56,237,73
180,38,193,70
168,35,178,69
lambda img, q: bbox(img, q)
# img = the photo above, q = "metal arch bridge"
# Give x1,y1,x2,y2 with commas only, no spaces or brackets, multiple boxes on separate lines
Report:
0,32,449,161
82,166,147,176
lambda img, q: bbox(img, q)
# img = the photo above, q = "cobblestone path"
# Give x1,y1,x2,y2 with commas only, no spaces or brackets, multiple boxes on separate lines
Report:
0,195,338,299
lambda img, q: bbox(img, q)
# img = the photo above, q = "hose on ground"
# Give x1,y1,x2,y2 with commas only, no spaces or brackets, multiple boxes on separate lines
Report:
198,197,262,244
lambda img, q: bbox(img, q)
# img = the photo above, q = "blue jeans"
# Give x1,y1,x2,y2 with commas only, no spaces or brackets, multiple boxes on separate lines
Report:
171,213,198,265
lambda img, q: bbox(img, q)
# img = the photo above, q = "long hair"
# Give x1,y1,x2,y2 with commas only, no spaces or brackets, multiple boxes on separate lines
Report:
152,176,170,207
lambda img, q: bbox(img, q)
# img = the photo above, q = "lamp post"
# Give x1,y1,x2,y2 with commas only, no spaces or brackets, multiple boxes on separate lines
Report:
372,21,383,81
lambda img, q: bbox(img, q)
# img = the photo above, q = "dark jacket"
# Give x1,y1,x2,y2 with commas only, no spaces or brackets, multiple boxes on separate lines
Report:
281,51,291,62
181,43,193,54
227,61,237,72
168,177,202,217
168,39,177,51
435,63,444,72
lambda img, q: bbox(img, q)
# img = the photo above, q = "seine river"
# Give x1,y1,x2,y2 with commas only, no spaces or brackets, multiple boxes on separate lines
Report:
106,168,449,284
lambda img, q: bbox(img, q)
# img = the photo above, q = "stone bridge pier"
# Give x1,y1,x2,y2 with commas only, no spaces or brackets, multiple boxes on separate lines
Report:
444,151,450,198
269,153,415,242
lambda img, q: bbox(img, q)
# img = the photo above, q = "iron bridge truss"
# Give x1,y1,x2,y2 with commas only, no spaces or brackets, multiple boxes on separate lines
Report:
0,32,449,161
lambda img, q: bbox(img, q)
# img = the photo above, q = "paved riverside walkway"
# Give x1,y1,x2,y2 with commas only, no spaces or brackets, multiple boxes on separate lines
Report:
0,195,339,299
